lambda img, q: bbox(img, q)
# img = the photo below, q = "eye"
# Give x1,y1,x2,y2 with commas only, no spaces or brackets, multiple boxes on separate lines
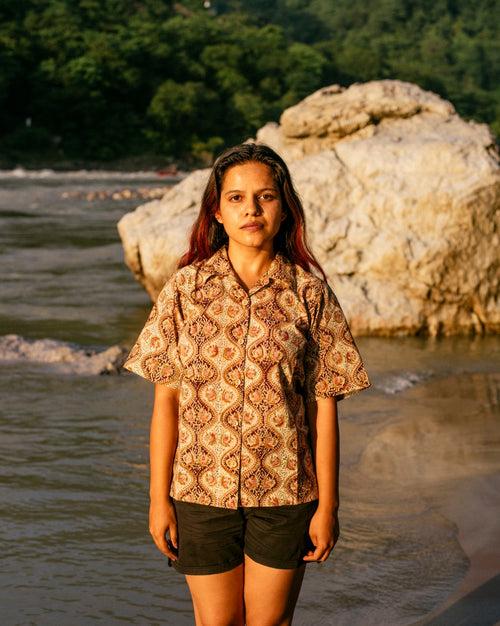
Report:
229,194,242,202
261,193,276,201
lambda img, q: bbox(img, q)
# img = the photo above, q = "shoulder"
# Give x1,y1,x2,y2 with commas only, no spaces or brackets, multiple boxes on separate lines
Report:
164,260,222,307
287,263,339,330
171,263,196,285
162,263,198,293
291,262,331,303
152,265,195,310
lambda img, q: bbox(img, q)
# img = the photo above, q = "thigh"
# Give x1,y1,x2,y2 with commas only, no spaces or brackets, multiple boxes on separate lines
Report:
243,499,318,570
243,554,306,626
171,498,245,575
172,499,246,625
186,563,245,626
242,500,318,625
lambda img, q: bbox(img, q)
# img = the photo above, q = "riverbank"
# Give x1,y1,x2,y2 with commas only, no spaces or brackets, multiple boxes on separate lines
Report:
0,165,187,181
0,153,198,174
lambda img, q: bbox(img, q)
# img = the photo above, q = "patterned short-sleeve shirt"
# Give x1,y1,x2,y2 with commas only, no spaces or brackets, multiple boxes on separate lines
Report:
123,242,371,509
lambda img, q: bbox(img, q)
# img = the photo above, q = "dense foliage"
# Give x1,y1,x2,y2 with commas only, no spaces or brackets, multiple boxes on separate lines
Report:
0,0,498,166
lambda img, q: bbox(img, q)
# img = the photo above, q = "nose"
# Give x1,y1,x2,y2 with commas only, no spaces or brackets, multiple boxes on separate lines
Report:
244,194,262,214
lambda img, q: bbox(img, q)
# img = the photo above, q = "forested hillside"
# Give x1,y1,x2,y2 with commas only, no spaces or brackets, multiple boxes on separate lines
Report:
0,0,498,167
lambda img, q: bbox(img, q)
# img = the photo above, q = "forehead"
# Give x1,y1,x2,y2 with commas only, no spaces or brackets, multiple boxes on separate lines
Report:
221,161,276,189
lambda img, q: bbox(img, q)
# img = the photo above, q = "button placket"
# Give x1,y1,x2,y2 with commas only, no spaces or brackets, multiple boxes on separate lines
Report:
236,280,274,506
236,286,252,506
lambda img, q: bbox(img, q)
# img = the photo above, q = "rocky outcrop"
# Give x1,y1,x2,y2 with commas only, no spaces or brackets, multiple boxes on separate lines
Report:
118,79,500,336
118,169,210,298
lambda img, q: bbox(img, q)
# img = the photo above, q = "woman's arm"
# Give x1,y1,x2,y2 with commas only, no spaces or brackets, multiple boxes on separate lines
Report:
302,396,340,562
148,383,180,562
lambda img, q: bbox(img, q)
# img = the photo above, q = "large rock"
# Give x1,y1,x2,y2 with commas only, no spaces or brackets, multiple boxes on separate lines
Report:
118,168,210,299
118,79,500,336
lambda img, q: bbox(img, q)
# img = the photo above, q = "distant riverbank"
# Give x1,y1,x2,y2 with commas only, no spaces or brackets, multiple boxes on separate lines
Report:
0,153,200,175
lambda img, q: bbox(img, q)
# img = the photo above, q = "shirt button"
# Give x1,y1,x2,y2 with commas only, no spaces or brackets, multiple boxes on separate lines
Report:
230,285,248,301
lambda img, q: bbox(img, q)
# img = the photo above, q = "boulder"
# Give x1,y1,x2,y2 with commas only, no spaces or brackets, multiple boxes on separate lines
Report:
118,168,210,299
118,79,500,336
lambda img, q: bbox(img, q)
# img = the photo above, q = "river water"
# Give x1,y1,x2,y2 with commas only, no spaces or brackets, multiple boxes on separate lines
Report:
1,172,499,625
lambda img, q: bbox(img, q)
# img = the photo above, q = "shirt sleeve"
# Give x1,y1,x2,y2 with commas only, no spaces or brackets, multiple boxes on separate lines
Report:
122,273,183,388
303,280,371,402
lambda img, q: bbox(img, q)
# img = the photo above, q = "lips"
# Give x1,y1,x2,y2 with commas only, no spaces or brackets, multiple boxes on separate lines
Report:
241,222,263,230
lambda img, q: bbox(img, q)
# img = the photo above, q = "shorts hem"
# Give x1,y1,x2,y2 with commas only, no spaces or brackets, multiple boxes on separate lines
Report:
244,549,306,570
171,557,244,575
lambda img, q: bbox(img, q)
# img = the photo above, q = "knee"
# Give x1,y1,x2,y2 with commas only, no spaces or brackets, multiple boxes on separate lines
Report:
245,609,292,626
196,613,244,626
193,600,244,626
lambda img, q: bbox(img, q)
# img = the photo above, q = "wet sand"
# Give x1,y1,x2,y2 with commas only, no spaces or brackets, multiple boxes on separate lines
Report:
417,373,500,626
294,361,500,626
360,369,500,626
414,474,500,625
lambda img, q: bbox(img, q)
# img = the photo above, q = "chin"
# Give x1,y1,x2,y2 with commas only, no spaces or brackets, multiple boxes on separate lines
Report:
234,233,271,247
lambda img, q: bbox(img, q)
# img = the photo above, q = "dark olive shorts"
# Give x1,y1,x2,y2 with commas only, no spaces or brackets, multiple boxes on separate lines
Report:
168,497,319,575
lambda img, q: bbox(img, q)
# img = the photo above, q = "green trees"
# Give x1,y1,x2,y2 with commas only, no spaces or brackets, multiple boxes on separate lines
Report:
301,0,500,137
0,0,497,167
148,79,219,155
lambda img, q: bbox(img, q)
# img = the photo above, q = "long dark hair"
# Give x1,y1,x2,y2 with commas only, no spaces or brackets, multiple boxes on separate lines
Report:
178,142,327,281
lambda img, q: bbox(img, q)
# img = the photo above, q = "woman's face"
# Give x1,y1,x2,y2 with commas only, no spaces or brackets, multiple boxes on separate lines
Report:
214,161,285,251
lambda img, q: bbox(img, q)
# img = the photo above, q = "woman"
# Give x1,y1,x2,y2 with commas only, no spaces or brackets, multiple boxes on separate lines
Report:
123,142,371,625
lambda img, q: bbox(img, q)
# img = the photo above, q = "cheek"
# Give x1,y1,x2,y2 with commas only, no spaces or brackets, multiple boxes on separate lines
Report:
270,205,285,228
218,205,239,227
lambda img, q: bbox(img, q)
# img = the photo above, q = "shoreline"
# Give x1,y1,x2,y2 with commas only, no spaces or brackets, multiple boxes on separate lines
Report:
0,165,190,181
0,154,199,174
414,473,500,625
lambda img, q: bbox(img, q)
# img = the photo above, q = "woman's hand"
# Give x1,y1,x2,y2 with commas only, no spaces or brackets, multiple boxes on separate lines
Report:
302,507,340,563
149,496,178,561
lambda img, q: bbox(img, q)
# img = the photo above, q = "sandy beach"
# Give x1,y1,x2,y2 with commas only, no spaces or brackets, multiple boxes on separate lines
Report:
415,473,500,625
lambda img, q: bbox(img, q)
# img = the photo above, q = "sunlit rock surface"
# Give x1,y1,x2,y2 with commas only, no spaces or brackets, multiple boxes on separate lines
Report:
118,79,500,336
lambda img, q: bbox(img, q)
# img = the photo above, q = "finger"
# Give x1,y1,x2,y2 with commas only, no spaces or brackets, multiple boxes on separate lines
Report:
318,548,333,562
170,524,178,549
315,543,334,562
302,545,326,561
152,532,170,556
151,531,177,560
316,547,330,561
302,536,318,560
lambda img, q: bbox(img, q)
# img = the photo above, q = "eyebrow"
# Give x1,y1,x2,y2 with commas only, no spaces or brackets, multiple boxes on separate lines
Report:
223,187,278,196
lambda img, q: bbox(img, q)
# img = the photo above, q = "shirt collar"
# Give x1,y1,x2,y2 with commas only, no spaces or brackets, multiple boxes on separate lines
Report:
197,242,294,289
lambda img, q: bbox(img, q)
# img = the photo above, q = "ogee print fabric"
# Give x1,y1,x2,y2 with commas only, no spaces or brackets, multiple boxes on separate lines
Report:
123,242,371,509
